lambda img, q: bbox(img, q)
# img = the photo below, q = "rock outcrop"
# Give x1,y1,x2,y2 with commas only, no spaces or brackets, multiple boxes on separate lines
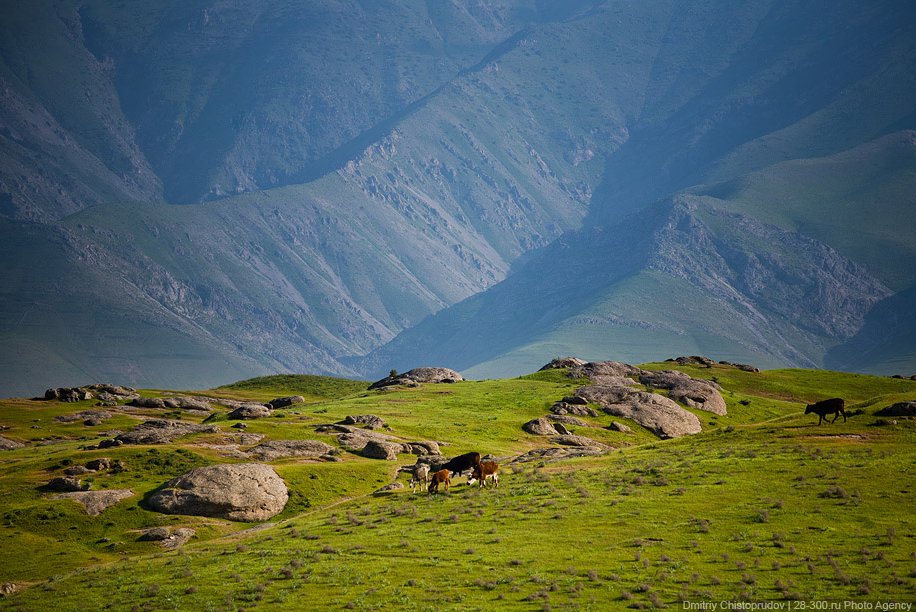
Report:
245,440,336,461
875,401,916,417
138,526,196,548
577,385,702,439
54,489,134,516
147,463,289,522
522,417,560,436
0,436,24,450
362,440,404,460
369,367,463,389
227,404,272,419
539,357,587,371
639,370,727,415
342,414,387,429
267,396,305,409
115,419,219,444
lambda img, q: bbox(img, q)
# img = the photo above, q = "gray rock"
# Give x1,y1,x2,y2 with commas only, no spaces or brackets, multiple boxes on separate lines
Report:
548,414,590,427
550,401,598,417
45,476,88,492
246,440,336,461
578,385,702,439
667,355,716,367
54,410,112,424
0,436,24,450
522,417,560,436
373,482,404,494
129,397,167,408
553,422,571,435
267,396,306,409
227,404,272,419
342,414,387,429
608,421,633,434
138,527,171,541
539,357,587,371
45,387,94,402
550,434,608,449
718,360,760,372
116,419,219,444
163,396,212,411
875,401,916,417
511,446,607,463
571,361,642,385
85,458,111,471
147,463,288,522
401,440,441,455
362,440,403,460
369,366,464,389
65,465,93,476
137,526,196,548
639,370,727,415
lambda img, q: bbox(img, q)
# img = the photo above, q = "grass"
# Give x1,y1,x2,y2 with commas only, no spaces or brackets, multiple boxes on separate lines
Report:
0,364,914,609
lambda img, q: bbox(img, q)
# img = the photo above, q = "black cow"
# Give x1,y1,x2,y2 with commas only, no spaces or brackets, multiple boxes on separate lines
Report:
438,452,481,479
805,398,847,425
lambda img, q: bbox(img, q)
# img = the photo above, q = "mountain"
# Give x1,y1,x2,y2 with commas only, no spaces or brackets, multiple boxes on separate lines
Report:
1,1,915,395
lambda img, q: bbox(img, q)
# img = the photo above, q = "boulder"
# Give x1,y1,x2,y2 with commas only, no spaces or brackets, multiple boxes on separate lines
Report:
0,436,24,451
163,396,212,411
245,440,336,461
522,417,560,436
138,526,196,548
539,357,587,371
65,465,92,476
666,355,716,367
54,489,133,515
227,404,272,420
85,458,112,471
608,421,633,434
147,463,288,522
401,440,441,455
511,446,607,463
875,401,916,417
550,401,598,417
578,385,702,439
550,435,608,449
553,422,571,435
54,410,113,424
45,387,93,402
45,476,88,492
116,419,219,444
342,414,387,429
718,360,760,373
571,361,642,385
267,396,306,409
369,367,464,389
128,397,167,409
639,370,727,415
549,414,590,427
373,482,404,495
362,440,403,460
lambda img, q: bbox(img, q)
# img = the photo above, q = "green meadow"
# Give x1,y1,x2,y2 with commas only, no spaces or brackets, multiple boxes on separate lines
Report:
0,363,914,610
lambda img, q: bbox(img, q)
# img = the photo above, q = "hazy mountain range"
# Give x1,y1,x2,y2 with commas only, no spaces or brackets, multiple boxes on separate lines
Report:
1,0,914,395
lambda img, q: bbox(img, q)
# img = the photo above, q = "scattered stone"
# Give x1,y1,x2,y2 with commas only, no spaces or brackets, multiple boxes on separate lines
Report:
138,526,196,548
539,357,587,371
97,438,124,449
550,435,608,449
54,410,113,424
342,414,387,429
147,463,289,522
373,482,404,495
227,404,272,420
45,387,94,402
245,440,336,461
115,419,219,444
232,422,248,429
401,440,441,455
718,360,760,372
45,476,88,492
163,396,212,412
608,421,633,434
85,458,111,471
511,446,607,463
267,396,306,409
362,440,403,460
666,355,717,367
369,367,464,390
0,436,24,450
875,401,916,417
553,422,571,435
550,401,598,417
128,397,167,409
64,465,93,476
138,527,170,541
522,417,560,436
548,414,590,427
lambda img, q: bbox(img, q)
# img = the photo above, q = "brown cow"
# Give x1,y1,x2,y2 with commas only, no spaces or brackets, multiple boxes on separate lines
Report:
428,469,451,494
467,461,499,489
805,398,847,425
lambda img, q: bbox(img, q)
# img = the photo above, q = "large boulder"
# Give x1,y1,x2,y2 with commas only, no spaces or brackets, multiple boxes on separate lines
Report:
227,404,272,419
116,419,219,444
875,401,916,417
147,463,288,522
522,417,560,436
362,440,403,460
45,476,88,492
342,414,387,429
45,387,93,402
571,361,642,385
267,396,306,409
577,385,702,439
639,370,727,415
245,440,336,461
369,367,463,389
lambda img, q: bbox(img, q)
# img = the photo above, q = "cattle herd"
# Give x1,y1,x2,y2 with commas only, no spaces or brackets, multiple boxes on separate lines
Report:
409,451,499,495
411,398,849,495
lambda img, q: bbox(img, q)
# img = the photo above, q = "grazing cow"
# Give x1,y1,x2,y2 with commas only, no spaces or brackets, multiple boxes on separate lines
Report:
428,469,451,494
439,452,481,479
409,464,430,492
467,461,499,489
805,398,847,425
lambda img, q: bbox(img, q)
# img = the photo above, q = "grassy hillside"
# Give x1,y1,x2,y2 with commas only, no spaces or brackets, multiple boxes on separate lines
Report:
0,364,914,608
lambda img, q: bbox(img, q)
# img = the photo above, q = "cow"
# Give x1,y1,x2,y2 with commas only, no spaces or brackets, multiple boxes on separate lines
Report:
428,469,451,494
409,464,430,492
467,460,499,489
438,452,481,480
805,398,847,425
